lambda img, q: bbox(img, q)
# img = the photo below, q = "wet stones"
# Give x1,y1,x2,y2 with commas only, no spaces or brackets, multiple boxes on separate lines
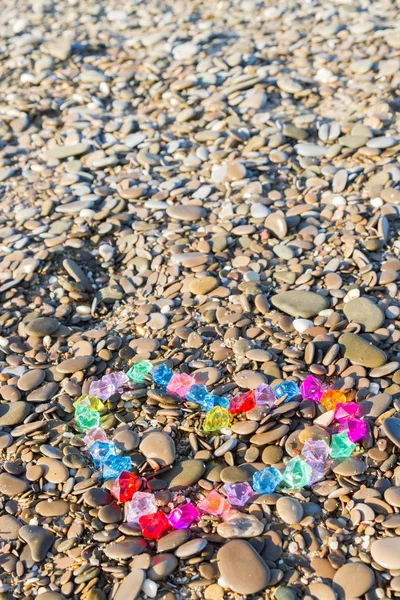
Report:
217,540,270,594
217,514,264,538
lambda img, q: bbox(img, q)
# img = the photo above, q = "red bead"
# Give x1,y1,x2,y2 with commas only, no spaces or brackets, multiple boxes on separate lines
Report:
229,390,256,414
110,471,142,503
139,510,170,539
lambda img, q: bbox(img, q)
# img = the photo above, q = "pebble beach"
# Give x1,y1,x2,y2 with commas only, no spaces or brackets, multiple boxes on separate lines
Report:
1,0,400,599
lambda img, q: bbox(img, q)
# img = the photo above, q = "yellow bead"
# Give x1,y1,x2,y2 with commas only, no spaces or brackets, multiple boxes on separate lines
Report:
320,390,347,411
203,406,230,434
73,395,105,412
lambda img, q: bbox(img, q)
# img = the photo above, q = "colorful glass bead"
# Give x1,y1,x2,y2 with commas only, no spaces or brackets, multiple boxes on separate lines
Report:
334,402,359,423
89,378,114,401
127,360,153,384
252,467,282,494
300,375,324,402
151,363,173,387
74,405,100,432
83,427,108,447
254,383,276,408
198,489,232,519
203,406,230,434
306,460,326,484
338,418,367,443
168,503,200,529
213,396,230,410
89,441,116,469
273,381,299,402
330,432,355,458
229,390,256,414
186,385,213,410
73,394,105,412
125,491,157,525
302,439,330,464
110,471,142,502
139,510,170,539
282,456,312,489
102,455,131,480
167,373,195,398
222,482,254,506
320,389,347,411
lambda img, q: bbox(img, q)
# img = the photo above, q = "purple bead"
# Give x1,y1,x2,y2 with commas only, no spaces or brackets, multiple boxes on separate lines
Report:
222,482,254,506
306,459,326,484
89,378,114,401
300,375,324,402
338,417,367,442
168,503,200,529
254,383,276,408
334,402,359,423
302,439,330,464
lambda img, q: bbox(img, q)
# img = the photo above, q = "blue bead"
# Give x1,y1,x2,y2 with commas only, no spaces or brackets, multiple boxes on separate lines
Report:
252,467,282,494
89,441,116,469
186,384,208,404
102,455,131,480
151,363,173,387
199,393,215,412
213,396,230,410
273,381,299,402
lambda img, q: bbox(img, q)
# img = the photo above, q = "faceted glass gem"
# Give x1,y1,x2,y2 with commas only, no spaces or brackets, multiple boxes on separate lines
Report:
203,406,230,434
167,373,195,398
110,471,142,503
255,383,276,408
306,460,326,484
338,417,367,443
198,489,232,518
139,510,170,539
186,384,208,404
151,363,173,387
213,396,230,410
168,503,200,529
300,375,324,402
89,441,116,469
83,427,108,447
282,456,312,489
273,381,299,402
127,360,153,384
334,402,359,423
89,378,114,401
125,491,157,525
74,394,105,412
302,439,330,464
222,482,254,506
252,467,282,494
320,389,347,411
229,390,256,414
102,455,131,480
74,405,100,432
330,432,355,458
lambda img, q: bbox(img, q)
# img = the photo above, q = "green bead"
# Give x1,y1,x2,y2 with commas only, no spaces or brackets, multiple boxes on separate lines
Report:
126,360,153,384
282,456,312,489
73,394,105,412
203,406,230,434
330,432,355,458
75,404,100,432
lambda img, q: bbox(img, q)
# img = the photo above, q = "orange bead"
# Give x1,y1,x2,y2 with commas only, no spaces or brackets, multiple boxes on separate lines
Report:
320,389,347,411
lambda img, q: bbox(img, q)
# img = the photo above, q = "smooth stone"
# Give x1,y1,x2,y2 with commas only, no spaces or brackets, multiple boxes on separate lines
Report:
217,514,264,538
271,291,329,318
294,143,327,157
25,317,59,337
250,425,289,446
276,497,303,524
0,514,22,540
175,538,207,558
28,382,59,403
42,143,90,160
37,594,65,600
163,459,205,490
384,487,400,507
148,554,178,580
220,466,247,484
0,473,29,496
339,333,387,368
17,369,45,391
83,488,112,507
139,431,176,467
234,370,266,389
157,529,190,552
37,457,69,484
36,500,70,517
19,525,55,561
358,393,392,418
307,582,336,600
332,458,367,476
56,356,94,373
371,537,400,569
104,539,147,560
114,569,145,600
0,401,30,425
217,540,270,594
382,418,400,448
189,276,219,295
262,446,284,465
113,429,139,452
343,298,385,332
274,589,297,600
264,213,287,239
333,562,374,598
166,205,206,222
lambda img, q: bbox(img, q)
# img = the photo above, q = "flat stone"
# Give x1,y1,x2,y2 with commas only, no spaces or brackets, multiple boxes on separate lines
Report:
332,458,367,476
251,425,289,446
384,487,400,508
0,473,29,496
189,276,219,295
276,497,304,524
25,317,59,337
17,369,45,391
166,205,206,222
217,514,264,538
217,540,270,594
56,356,94,373
0,514,22,540
358,393,392,418
343,298,385,332
139,431,176,467
163,459,205,490
19,525,55,561
114,569,145,600
307,583,336,600
371,537,400,569
37,457,69,483
339,333,387,368
113,429,139,452
36,500,70,517
83,488,112,507
157,529,190,552
42,143,90,160
104,539,147,560
148,554,179,580
37,594,65,600
0,401,30,425
382,418,400,448
234,370,267,389
175,538,207,558
271,291,329,318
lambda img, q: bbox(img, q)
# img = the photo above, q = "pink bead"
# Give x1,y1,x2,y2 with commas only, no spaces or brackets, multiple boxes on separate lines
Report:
300,375,324,402
338,417,367,442
334,402,359,423
168,503,200,529
125,492,157,525
198,489,232,519
167,373,195,398
83,427,108,447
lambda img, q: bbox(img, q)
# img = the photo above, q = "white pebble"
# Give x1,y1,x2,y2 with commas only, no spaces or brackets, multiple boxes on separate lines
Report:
293,318,313,333
250,203,270,218
288,542,298,554
142,579,158,598
332,195,346,207
371,197,383,208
